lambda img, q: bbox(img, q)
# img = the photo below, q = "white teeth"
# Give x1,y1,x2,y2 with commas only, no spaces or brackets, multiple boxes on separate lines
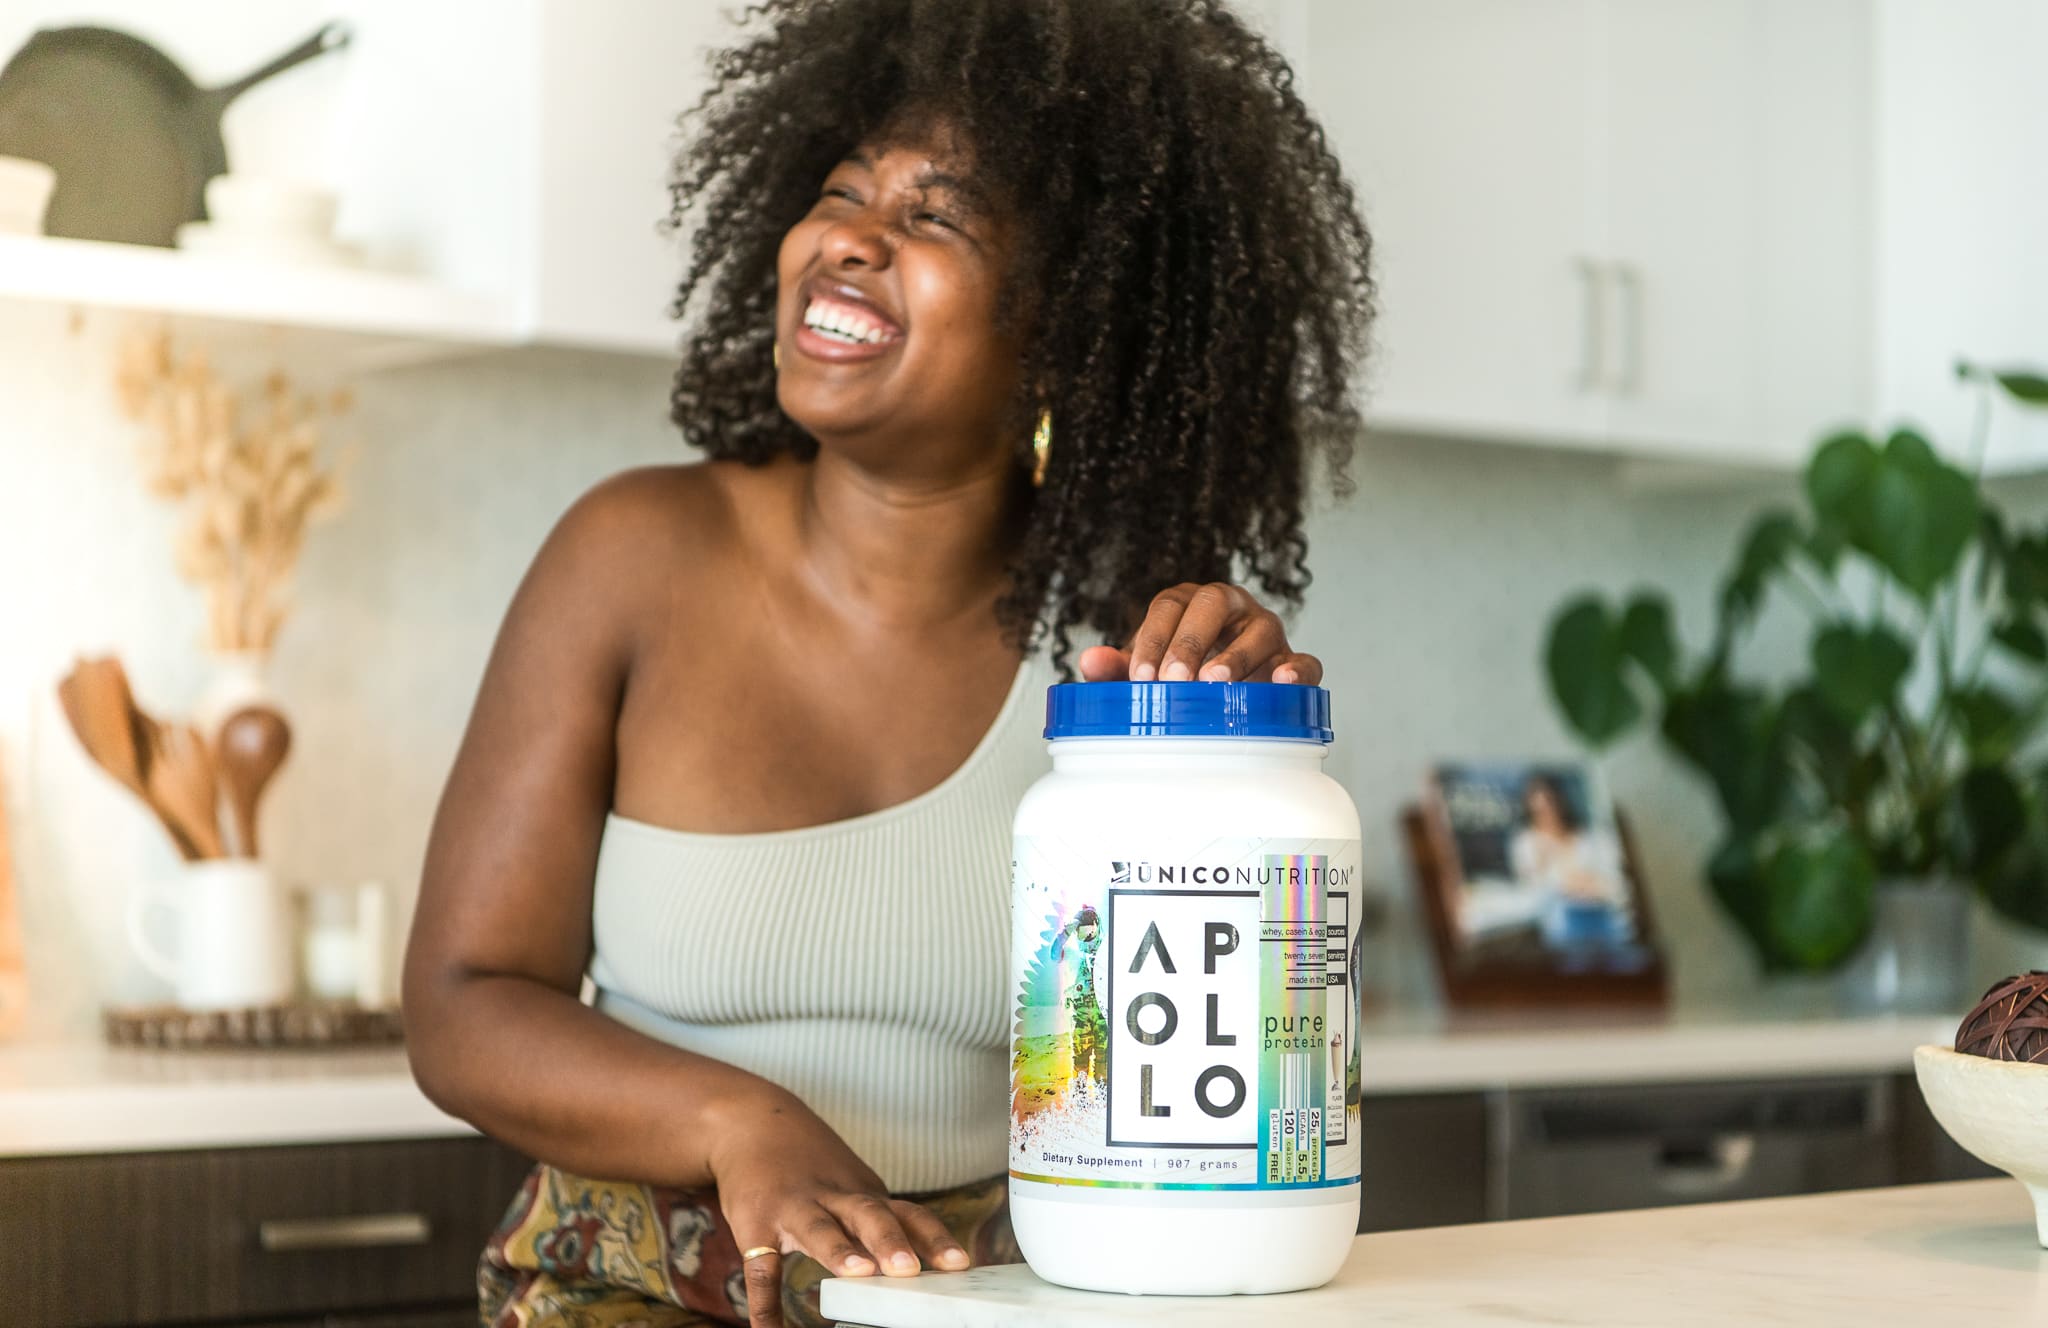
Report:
804,298,894,346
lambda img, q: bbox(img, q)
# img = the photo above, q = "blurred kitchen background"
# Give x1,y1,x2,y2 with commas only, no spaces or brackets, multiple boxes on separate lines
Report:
4,2,2047,1325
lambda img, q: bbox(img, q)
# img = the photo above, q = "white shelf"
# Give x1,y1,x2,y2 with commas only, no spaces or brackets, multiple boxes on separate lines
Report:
0,233,520,360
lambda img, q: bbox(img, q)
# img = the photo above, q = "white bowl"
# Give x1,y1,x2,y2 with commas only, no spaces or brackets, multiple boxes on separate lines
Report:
0,155,56,236
1914,1044,2048,1246
203,175,339,241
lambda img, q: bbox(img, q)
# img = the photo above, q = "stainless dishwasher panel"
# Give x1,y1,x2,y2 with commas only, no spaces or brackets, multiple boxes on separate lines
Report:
1491,1076,1896,1220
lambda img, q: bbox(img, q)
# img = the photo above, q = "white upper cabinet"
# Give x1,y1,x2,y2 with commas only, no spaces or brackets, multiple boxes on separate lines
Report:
17,0,2036,474
1873,0,2048,473
1600,2,1762,457
1307,0,1872,466
1603,1,1872,464
524,0,737,354
1313,0,1609,449
1743,1,1877,468
331,0,730,354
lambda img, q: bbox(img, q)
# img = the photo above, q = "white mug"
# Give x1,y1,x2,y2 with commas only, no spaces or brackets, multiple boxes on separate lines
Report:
126,860,294,1010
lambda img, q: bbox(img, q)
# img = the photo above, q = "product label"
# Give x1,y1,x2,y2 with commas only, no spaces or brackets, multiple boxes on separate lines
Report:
1010,835,1362,1191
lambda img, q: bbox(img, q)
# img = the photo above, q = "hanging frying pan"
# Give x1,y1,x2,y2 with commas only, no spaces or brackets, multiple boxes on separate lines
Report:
0,22,350,247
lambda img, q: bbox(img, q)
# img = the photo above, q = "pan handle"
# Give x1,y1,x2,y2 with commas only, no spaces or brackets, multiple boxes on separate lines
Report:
204,21,353,109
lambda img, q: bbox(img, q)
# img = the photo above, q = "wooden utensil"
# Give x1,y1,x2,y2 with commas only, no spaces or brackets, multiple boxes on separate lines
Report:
56,658,201,860
56,658,144,798
144,721,223,860
216,706,290,859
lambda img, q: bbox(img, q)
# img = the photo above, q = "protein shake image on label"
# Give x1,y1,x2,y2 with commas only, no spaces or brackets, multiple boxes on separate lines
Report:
1009,679,1362,1295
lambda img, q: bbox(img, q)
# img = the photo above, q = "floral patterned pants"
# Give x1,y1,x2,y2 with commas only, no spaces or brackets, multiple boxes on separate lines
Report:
478,1165,1020,1327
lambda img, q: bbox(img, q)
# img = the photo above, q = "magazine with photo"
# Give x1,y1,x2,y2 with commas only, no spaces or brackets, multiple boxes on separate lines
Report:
1428,762,1655,973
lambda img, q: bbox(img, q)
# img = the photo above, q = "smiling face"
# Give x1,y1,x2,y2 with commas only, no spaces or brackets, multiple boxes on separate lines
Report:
1525,780,1568,835
774,124,1029,478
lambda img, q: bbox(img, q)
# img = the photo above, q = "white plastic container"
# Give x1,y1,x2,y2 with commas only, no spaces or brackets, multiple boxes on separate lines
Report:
1009,680,1362,1296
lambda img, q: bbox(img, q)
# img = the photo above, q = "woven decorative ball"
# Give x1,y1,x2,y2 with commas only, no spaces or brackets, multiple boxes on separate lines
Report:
1953,971,2048,1063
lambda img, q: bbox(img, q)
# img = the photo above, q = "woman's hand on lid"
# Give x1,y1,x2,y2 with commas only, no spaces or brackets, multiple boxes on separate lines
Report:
1077,582,1323,686
708,1085,969,1328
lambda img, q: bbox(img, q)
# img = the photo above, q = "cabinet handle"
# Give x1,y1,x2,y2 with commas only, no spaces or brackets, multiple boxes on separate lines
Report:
1613,261,1643,396
1573,257,1606,392
257,1212,432,1253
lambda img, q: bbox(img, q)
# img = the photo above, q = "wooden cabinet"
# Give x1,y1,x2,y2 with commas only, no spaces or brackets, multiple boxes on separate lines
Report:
1308,0,1872,465
1357,1092,1491,1232
239,1314,475,1328
0,1136,530,1328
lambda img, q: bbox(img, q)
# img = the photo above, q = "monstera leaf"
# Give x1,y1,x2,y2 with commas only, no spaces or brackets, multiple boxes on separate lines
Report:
1543,380,2048,973
1805,430,1978,601
1545,592,1678,747
1810,624,1913,724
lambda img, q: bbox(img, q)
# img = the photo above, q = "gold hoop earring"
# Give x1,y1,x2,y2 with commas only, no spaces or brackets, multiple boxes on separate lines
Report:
1032,407,1052,487
772,341,781,370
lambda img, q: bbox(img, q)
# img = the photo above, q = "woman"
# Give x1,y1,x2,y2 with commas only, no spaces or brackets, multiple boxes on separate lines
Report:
1509,773,1632,948
403,2,1371,1324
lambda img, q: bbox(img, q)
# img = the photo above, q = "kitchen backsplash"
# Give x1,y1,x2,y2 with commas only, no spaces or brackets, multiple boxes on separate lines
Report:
4,303,2043,1035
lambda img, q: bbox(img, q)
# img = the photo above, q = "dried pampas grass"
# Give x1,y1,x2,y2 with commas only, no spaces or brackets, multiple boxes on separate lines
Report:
116,329,353,654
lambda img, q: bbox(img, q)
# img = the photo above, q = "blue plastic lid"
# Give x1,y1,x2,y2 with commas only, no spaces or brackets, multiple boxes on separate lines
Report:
1044,681,1334,743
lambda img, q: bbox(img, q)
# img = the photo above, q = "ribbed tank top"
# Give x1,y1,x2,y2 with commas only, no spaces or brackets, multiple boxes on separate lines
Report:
587,652,1056,1194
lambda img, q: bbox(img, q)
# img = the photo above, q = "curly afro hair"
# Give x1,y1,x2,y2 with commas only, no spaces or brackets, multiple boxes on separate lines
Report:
667,0,1373,669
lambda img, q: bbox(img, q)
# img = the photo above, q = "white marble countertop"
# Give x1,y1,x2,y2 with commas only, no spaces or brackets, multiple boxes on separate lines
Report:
822,1180,2046,1326
0,1009,1954,1157
0,1041,469,1157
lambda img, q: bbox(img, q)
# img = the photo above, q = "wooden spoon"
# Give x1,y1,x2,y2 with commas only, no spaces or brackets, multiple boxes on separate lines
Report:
56,658,144,798
216,706,290,858
145,722,223,860
56,658,201,860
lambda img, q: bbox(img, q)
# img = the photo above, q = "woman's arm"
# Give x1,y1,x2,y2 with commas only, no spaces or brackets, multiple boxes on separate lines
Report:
403,472,967,1328
403,473,768,1187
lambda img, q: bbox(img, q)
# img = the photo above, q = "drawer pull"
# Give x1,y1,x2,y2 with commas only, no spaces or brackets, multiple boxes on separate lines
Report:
258,1212,432,1252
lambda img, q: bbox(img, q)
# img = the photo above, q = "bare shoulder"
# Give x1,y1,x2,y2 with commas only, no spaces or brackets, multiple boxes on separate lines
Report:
548,462,737,562
503,462,753,663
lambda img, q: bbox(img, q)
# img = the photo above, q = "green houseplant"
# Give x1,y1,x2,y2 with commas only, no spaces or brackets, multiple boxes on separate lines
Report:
1543,365,2048,976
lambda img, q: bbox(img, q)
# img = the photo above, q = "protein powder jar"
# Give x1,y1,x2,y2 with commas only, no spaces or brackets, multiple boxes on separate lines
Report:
1009,680,1362,1296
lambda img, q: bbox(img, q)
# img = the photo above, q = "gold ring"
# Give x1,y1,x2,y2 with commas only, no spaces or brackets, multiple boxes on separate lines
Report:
742,1246,779,1261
